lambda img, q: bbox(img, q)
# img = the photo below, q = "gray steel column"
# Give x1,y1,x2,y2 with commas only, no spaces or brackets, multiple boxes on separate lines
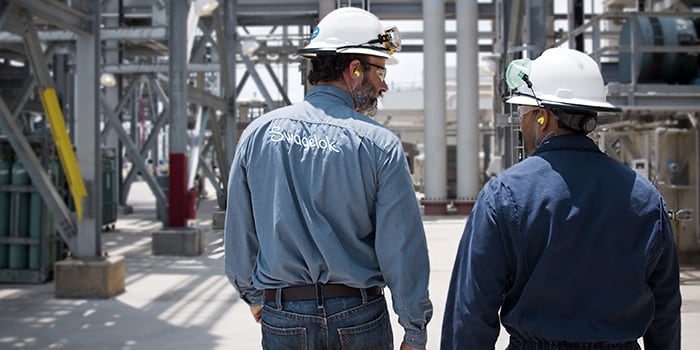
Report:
221,1,238,173
73,1,101,257
421,0,448,215
454,0,480,215
319,1,335,17
103,0,121,211
525,0,547,57
168,0,189,227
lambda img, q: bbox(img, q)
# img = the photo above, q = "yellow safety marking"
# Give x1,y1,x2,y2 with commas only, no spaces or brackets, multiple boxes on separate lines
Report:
39,88,87,220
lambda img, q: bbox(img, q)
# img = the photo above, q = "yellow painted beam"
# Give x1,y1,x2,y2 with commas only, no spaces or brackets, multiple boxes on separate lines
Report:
39,88,87,220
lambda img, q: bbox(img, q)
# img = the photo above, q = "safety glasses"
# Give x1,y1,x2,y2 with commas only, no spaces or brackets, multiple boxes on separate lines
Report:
517,106,539,120
363,61,387,82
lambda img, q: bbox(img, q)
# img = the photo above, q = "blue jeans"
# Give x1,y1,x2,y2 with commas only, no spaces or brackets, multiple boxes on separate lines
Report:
261,293,393,350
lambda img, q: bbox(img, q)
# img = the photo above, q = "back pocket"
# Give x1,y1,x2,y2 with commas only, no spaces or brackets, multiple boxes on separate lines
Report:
337,310,392,350
261,322,307,350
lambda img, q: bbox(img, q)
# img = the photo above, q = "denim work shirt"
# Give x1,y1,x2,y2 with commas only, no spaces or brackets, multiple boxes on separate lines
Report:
441,134,681,350
224,85,432,347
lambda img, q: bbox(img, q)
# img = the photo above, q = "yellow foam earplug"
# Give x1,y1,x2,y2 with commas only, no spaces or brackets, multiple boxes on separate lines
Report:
354,70,360,77
537,116,544,125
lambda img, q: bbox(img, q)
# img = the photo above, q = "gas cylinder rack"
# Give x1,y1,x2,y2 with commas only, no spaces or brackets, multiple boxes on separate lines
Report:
0,136,67,283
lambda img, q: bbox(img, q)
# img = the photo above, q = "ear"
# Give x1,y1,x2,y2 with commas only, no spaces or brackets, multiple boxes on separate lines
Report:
536,110,549,128
349,59,362,79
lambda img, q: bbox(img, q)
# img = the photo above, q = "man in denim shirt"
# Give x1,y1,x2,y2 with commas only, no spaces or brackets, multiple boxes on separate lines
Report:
225,7,432,350
441,48,681,349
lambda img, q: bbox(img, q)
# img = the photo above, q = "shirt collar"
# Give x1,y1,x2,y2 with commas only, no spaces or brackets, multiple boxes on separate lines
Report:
533,134,602,156
305,85,355,109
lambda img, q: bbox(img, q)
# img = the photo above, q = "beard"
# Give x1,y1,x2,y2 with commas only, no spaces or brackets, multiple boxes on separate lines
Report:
352,78,380,117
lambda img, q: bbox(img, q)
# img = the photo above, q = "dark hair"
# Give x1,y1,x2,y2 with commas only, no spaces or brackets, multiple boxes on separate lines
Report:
307,54,370,85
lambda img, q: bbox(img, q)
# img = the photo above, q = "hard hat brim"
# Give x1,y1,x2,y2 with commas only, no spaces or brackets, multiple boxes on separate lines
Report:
506,94,620,113
338,47,399,64
299,47,398,64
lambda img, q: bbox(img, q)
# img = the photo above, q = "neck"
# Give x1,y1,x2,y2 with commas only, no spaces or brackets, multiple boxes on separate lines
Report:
316,78,352,92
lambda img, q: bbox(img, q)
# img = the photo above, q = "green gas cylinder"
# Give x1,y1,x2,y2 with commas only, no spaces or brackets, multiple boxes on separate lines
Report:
0,156,11,268
8,159,30,269
28,185,41,270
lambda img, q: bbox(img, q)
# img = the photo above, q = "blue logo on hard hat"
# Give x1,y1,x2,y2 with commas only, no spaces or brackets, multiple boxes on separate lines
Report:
311,27,320,40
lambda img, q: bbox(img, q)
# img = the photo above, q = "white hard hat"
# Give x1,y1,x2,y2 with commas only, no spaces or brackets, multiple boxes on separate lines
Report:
505,48,618,112
298,7,401,64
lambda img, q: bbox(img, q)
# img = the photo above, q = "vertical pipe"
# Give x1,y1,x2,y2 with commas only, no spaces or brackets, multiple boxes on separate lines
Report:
319,1,336,17
567,0,584,50
591,0,600,60
567,0,575,49
525,0,547,57
422,0,448,215
455,0,480,215
168,0,189,227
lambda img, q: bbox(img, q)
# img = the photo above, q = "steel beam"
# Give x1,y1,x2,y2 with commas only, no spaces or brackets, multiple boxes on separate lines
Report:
240,52,276,110
120,76,171,206
99,76,144,143
264,63,292,106
10,0,90,34
206,109,227,208
120,107,169,206
20,9,88,222
101,97,167,216
187,107,209,190
157,77,229,113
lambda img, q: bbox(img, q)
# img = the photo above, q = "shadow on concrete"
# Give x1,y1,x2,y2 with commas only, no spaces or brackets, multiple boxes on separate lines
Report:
0,190,245,350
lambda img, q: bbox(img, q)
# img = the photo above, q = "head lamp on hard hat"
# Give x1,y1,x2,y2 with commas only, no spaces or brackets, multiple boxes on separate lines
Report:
367,26,401,55
314,26,402,56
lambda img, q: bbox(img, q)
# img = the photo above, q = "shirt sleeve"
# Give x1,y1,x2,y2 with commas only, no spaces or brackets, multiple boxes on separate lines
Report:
374,142,433,348
441,179,512,349
643,198,681,349
224,138,264,306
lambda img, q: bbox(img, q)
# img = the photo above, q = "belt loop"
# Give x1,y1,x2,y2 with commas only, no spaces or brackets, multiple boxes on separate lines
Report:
360,288,368,304
275,289,283,310
315,283,324,309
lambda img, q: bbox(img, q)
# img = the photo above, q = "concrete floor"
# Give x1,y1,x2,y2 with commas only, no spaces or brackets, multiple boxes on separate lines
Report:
0,180,699,349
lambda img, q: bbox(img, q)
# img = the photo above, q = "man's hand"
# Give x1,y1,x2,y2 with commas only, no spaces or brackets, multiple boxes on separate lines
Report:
400,341,424,350
250,305,263,323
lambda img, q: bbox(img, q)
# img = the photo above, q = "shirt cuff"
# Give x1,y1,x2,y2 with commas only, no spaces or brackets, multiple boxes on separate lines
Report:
240,289,264,306
404,329,427,349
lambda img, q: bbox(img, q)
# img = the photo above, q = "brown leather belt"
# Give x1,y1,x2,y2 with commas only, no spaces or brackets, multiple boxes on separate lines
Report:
265,284,383,302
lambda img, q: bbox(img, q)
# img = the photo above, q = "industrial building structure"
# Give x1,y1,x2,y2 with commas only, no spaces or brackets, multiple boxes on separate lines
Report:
0,0,698,299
